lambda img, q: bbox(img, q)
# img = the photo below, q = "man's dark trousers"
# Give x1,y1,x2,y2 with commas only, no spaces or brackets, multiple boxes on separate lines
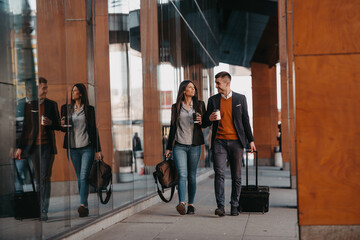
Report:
213,138,244,208
25,143,54,214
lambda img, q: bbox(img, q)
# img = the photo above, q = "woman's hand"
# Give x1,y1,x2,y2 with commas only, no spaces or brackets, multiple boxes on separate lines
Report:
96,152,104,160
196,114,202,125
165,150,172,158
60,117,65,126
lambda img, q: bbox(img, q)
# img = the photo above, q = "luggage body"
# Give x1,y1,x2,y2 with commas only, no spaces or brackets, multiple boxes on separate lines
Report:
239,150,270,213
13,159,40,220
239,185,269,213
14,191,40,220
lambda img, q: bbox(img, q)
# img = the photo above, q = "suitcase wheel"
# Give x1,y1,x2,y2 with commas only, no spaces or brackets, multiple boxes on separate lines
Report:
262,206,268,214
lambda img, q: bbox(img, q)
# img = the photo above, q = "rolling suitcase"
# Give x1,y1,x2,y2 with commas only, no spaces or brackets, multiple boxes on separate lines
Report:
238,150,269,213
13,159,40,220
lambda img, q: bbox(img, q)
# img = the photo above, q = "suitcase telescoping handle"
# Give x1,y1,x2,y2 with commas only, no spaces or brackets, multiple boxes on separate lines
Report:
245,150,258,188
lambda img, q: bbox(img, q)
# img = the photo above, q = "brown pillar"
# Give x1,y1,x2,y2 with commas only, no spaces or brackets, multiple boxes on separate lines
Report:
293,0,360,237
93,0,113,172
140,0,162,167
279,0,296,186
278,0,290,171
37,0,112,181
286,0,296,187
251,62,278,165
37,0,75,181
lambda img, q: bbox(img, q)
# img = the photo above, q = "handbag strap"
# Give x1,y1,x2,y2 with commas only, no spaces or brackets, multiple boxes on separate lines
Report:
98,178,112,204
153,172,175,203
96,158,112,204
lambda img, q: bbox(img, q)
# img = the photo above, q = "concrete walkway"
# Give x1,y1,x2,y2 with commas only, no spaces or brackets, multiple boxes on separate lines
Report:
85,167,299,240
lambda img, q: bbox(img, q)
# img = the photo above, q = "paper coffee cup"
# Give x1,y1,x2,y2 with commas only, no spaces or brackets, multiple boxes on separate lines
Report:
214,110,221,120
193,113,200,124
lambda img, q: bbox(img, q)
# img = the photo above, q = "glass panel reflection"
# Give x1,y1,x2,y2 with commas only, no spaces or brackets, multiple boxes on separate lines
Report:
1,0,41,239
0,0,218,238
109,0,135,208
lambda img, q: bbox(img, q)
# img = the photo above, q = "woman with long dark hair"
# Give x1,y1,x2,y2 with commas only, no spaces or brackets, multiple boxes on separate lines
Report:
61,83,102,217
165,80,206,215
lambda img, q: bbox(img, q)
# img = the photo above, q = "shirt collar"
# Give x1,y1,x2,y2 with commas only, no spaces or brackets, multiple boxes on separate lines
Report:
74,104,84,112
221,91,232,100
181,100,193,111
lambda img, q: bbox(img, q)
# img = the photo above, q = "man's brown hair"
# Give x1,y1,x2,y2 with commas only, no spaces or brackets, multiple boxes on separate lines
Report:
215,71,231,81
39,77,47,84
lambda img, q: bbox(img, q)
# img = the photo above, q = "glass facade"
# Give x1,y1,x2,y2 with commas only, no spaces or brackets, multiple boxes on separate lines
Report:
0,0,217,238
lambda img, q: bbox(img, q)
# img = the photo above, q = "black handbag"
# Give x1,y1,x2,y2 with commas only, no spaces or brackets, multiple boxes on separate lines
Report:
88,158,112,204
13,159,40,220
153,158,178,203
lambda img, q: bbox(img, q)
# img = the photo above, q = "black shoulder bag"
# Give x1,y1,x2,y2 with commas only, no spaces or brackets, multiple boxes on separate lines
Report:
88,158,112,204
153,158,178,203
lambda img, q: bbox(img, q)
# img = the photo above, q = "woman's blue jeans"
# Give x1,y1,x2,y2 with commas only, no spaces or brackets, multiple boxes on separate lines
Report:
173,142,201,204
70,145,94,206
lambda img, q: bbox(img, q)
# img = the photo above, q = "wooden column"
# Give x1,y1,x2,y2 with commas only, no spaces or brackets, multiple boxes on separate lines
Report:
93,0,113,173
37,0,74,182
286,0,296,187
278,0,290,171
279,0,296,185
252,62,278,165
140,0,162,167
37,0,112,182
294,0,360,238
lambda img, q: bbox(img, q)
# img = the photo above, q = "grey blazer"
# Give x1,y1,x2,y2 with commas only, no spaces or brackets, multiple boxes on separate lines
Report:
204,92,254,149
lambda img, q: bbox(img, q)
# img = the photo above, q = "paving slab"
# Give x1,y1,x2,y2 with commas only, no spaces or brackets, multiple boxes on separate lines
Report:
85,167,299,240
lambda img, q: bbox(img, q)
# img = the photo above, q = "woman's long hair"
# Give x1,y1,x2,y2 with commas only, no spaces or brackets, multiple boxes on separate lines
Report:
172,80,202,124
70,83,89,114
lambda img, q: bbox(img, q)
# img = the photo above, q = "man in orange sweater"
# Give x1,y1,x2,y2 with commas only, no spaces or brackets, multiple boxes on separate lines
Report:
15,78,61,221
205,71,256,216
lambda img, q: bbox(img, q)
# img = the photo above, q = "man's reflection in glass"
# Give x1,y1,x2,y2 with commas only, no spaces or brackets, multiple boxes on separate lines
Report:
14,79,37,192
14,77,61,221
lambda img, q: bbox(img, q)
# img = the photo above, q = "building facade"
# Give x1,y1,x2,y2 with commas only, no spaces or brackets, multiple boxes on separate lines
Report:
1,0,360,239
0,0,217,239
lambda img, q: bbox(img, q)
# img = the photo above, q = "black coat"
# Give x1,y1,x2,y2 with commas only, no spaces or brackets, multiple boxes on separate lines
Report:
166,100,206,150
18,98,61,154
204,92,254,149
61,104,101,152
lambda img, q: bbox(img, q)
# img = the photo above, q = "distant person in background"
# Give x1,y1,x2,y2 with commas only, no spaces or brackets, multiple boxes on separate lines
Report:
165,80,206,215
277,123,282,152
132,132,142,172
61,83,103,218
15,77,61,221
133,132,142,152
